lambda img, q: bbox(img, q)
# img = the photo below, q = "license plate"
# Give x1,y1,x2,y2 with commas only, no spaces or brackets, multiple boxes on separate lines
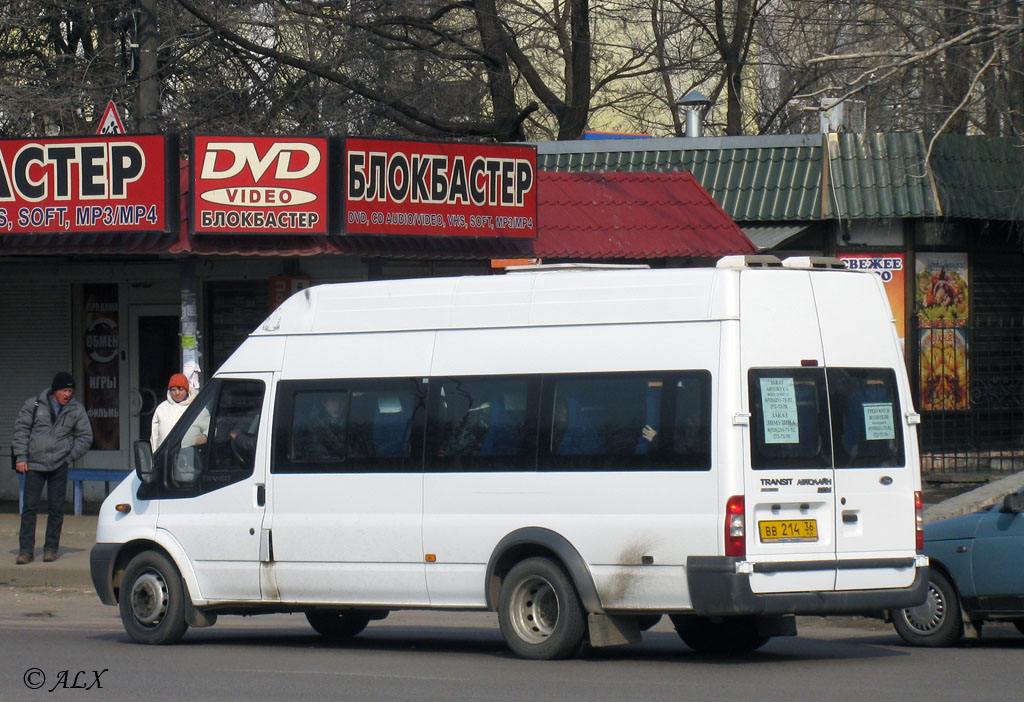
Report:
758,519,818,543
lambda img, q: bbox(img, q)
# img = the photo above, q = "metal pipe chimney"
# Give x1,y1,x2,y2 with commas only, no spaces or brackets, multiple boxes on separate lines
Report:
676,90,712,137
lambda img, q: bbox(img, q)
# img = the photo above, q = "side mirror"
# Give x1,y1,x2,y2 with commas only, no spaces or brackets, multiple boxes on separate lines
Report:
134,440,155,484
1000,492,1024,514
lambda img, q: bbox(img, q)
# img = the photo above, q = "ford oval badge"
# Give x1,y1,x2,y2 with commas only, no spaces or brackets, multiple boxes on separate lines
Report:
879,476,893,486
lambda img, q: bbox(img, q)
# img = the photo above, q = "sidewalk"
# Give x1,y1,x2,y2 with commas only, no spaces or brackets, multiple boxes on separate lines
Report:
1,471,1023,592
0,509,96,589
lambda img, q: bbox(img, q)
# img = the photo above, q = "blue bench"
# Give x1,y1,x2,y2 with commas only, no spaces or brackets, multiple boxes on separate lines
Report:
18,468,130,516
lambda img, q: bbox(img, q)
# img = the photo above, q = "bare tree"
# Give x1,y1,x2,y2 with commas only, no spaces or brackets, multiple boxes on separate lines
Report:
795,0,1024,137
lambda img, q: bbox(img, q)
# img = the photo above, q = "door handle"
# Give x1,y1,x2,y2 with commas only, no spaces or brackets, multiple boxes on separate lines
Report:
256,484,266,507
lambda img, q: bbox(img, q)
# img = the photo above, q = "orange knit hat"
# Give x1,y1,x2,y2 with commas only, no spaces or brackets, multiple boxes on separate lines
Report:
168,373,189,390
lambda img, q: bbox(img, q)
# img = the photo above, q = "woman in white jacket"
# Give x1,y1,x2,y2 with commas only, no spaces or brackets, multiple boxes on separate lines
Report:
151,373,196,451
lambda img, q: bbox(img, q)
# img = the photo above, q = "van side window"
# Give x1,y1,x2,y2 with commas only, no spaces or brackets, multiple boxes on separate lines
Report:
748,368,832,469
827,368,905,468
146,379,265,497
274,379,425,474
425,376,537,472
541,371,711,471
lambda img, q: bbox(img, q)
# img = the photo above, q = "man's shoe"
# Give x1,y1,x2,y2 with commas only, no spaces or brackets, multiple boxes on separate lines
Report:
42,550,57,562
16,552,33,565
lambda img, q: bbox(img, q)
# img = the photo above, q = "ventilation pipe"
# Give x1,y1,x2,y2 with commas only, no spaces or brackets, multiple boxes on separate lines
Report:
676,90,712,137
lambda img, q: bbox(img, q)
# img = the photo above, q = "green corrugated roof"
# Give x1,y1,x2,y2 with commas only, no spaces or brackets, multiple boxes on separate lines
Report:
536,132,1021,224
824,132,942,219
536,135,823,221
929,135,1024,221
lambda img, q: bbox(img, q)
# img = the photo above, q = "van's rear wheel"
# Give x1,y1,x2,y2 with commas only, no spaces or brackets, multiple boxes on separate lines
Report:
305,611,374,640
498,557,586,660
669,614,768,654
118,551,188,645
893,571,963,646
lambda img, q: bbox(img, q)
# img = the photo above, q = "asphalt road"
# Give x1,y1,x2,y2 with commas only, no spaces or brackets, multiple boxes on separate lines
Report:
2,586,1023,702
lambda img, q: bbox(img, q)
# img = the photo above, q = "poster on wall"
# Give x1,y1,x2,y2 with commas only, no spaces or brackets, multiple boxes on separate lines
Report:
838,253,906,342
916,252,968,327
83,284,120,450
919,327,970,411
916,253,969,411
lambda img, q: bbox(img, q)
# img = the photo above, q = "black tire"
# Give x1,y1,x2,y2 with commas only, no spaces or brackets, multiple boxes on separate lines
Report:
892,570,964,647
305,610,374,640
118,551,189,645
498,557,587,660
669,614,769,654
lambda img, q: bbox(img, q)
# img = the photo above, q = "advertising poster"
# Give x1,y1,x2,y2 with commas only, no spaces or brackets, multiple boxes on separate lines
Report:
838,253,906,342
916,253,969,410
919,327,970,411
916,252,968,327
0,135,176,233
343,138,538,239
191,135,329,234
82,284,120,450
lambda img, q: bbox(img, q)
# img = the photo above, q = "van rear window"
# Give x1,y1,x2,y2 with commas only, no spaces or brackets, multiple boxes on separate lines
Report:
748,367,904,469
827,368,905,468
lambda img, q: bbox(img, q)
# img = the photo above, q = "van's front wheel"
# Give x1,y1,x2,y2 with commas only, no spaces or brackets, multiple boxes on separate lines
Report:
118,551,188,645
669,614,769,654
498,557,586,660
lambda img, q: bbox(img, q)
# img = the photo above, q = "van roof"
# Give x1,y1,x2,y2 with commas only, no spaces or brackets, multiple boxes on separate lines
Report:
253,265,861,336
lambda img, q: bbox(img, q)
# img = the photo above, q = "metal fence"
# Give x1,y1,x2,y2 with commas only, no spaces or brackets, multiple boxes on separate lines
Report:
914,259,1024,474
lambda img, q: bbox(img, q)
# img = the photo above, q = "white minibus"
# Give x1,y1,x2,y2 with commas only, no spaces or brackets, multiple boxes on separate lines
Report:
91,256,928,659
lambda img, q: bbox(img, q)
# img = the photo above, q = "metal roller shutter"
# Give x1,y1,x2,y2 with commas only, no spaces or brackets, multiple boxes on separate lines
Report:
0,281,72,465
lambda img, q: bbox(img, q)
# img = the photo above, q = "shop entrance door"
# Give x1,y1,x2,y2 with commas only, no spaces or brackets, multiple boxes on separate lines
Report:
129,305,180,449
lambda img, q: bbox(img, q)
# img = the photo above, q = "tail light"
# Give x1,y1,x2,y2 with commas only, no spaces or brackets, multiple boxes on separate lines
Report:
725,495,746,557
914,490,924,551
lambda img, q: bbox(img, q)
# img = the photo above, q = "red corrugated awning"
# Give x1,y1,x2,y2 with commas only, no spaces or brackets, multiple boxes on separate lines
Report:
535,170,756,259
0,166,753,261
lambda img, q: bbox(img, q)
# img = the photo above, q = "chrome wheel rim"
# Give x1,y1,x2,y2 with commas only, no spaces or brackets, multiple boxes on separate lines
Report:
901,581,946,634
130,570,169,628
508,575,559,644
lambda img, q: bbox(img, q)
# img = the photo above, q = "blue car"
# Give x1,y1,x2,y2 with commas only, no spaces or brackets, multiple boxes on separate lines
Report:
893,486,1024,646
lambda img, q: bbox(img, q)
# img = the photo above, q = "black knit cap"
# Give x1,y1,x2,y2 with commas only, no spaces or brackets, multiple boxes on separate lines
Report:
51,372,75,392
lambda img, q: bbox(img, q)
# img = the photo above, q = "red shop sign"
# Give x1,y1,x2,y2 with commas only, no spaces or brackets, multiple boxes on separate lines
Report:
191,135,329,234
0,135,177,233
342,138,537,239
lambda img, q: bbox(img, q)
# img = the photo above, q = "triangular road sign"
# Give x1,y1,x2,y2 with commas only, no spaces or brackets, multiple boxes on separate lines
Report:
96,101,126,135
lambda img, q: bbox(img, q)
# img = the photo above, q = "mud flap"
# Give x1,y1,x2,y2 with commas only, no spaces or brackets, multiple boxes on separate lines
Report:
588,613,642,648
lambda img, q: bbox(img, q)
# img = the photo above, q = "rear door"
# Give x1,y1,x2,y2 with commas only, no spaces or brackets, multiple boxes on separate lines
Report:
812,272,919,590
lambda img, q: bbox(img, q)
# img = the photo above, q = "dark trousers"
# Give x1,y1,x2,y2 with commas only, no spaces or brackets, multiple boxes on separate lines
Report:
19,464,69,553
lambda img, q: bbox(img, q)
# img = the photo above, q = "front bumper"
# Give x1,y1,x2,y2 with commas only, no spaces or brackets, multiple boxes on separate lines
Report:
90,543,120,605
688,556,929,616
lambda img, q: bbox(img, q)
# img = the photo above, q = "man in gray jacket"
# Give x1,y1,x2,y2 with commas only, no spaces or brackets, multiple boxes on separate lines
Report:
12,372,93,564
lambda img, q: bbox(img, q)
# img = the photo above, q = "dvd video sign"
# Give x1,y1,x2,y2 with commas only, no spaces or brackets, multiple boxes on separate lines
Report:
0,135,177,233
192,136,329,234
343,138,537,238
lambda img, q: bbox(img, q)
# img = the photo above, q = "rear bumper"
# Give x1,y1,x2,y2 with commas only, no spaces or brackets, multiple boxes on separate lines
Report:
90,543,120,606
687,556,929,616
